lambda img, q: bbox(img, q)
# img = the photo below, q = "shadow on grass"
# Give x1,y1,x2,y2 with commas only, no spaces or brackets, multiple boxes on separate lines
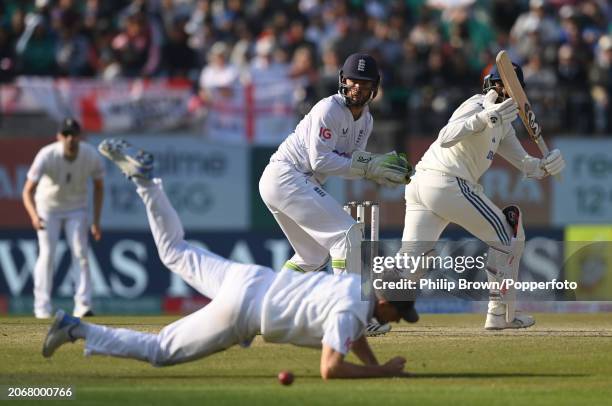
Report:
114,372,588,380
7,371,588,382
408,372,587,379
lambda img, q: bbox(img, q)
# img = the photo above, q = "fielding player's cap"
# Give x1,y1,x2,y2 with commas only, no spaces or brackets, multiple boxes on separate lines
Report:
59,117,81,136
341,53,380,83
373,268,419,323
390,300,419,323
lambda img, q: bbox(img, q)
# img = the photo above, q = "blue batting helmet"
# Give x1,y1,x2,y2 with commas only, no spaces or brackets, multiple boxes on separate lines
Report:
483,62,525,93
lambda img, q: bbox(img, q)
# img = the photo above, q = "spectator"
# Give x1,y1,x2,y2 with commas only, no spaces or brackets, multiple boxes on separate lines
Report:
247,36,289,85
557,44,593,133
523,52,559,132
184,0,212,54
589,35,612,133
288,45,318,114
16,18,57,76
161,17,197,79
229,18,254,69
491,0,523,34
55,10,92,76
91,25,119,80
328,17,363,63
198,41,240,103
362,18,402,65
111,11,161,77
0,0,611,135
559,9,592,66
0,24,16,82
317,45,340,98
283,19,316,60
511,0,560,60
523,53,557,88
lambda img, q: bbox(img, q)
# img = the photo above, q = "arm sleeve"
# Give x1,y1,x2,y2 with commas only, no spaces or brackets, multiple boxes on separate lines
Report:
307,107,353,177
497,126,530,172
91,152,105,180
322,312,363,355
26,150,47,182
438,100,487,148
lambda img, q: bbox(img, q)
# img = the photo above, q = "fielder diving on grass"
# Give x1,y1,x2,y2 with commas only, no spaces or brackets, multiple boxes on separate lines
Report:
43,139,418,379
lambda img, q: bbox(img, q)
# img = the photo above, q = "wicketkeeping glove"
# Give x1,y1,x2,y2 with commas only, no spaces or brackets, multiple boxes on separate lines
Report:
350,150,412,186
475,89,518,129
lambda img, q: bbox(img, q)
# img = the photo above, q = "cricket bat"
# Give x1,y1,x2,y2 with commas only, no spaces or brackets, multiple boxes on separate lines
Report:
495,50,561,180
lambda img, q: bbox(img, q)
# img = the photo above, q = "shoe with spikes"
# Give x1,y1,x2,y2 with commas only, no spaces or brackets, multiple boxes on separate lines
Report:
98,138,153,180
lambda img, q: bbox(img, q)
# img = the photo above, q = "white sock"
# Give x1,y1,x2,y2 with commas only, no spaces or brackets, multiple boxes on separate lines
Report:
70,321,90,340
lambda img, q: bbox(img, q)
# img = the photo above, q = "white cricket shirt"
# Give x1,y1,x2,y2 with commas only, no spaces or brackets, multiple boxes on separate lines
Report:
271,94,373,184
261,269,372,355
416,94,529,184
27,141,104,213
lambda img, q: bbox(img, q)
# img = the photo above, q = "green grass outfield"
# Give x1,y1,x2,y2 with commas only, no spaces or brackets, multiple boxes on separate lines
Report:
1,313,612,405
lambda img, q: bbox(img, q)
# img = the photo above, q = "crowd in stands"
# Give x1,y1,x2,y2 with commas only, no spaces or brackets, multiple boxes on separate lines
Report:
1,0,611,134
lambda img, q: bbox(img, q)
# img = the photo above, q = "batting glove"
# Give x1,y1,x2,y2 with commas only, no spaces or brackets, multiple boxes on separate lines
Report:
522,149,565,179
542,149,565,176
476,89,518,129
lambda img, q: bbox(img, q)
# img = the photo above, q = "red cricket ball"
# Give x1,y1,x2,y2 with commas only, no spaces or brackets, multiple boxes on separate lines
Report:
278,370,294,386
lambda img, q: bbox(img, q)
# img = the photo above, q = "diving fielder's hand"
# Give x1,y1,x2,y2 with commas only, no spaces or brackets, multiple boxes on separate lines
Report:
476,90,518,129
381,356,410,377
350,151,412,186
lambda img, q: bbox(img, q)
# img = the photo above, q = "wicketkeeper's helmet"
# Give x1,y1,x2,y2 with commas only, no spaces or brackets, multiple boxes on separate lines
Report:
338,53,380,107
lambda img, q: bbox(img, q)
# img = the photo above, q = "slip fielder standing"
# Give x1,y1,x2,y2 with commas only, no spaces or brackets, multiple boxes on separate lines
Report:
22,118,105,319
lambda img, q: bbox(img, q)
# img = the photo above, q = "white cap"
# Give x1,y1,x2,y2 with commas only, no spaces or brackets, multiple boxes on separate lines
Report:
209,41,229,57
255,37,274,56
599,35,612,51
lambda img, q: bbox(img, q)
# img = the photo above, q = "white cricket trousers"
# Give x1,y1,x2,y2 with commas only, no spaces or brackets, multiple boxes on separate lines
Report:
402,170,512,250
33,207,91,318
259,161,356,273
84,179,274,366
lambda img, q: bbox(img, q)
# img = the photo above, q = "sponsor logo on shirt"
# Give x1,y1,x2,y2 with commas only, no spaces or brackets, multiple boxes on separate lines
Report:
332,150,350,158
355,129,365,145
319,127,332,140
313,186,326,197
